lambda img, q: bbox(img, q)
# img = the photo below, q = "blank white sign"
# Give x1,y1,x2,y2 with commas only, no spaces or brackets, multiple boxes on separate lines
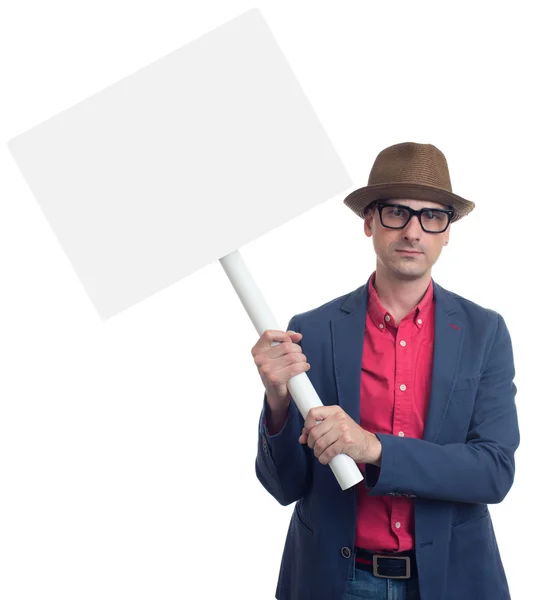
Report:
7,8,351,320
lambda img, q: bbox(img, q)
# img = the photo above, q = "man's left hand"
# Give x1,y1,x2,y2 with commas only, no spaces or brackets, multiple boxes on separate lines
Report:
298,405,382,466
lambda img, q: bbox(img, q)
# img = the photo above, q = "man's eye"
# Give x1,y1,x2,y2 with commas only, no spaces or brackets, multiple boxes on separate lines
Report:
424,211,445,220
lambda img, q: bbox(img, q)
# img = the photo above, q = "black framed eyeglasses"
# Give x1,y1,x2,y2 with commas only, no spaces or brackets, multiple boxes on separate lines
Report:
372,202,454,234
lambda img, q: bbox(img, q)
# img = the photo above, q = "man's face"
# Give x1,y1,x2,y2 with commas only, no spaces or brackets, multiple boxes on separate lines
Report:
364,198,451,281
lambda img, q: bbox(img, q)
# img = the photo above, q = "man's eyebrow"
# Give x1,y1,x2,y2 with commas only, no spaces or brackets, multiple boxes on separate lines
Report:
382,202,448,210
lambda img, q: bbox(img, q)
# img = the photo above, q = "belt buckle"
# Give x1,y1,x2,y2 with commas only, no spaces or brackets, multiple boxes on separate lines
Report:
372,554,411,579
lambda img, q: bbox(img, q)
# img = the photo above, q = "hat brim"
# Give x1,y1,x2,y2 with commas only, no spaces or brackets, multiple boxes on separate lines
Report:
343,182,475,223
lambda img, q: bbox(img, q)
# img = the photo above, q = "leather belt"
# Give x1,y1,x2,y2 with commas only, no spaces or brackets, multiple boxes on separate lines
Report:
355,547,417,579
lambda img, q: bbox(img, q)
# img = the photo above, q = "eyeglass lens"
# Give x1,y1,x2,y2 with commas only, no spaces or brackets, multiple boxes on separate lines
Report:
381,205,449,232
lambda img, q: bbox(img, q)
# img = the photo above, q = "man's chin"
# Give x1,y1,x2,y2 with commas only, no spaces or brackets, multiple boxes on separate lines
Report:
389,261,429,280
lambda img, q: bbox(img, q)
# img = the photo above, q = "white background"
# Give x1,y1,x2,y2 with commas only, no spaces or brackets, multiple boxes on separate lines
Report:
1,1,550,599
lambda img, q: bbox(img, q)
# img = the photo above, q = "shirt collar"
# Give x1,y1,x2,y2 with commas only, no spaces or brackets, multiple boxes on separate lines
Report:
367,270,434,332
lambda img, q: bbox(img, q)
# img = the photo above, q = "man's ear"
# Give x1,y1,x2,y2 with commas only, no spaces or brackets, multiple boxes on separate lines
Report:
363,206,375,237
364,215,373,238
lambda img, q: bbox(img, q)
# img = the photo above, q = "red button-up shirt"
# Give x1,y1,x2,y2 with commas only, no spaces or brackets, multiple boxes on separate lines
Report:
355,270,435,553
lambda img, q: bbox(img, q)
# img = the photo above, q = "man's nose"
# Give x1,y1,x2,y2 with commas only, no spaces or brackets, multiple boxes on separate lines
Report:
403,215,423,240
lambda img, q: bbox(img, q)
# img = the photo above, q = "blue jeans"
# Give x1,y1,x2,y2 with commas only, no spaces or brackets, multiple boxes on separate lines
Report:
342,552,421,600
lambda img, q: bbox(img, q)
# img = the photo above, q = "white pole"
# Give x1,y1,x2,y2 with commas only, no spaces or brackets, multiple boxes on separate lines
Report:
219,249,363,491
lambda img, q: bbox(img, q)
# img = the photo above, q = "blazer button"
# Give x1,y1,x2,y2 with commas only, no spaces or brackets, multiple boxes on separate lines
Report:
341,546,352,559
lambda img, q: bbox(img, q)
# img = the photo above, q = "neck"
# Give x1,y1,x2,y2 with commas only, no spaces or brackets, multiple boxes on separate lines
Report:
372,264,432,322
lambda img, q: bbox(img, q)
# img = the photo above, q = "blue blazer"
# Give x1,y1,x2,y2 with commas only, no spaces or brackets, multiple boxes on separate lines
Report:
255,277,519,600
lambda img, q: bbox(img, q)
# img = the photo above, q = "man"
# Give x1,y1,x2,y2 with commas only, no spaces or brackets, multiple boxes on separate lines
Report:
252,142,519,600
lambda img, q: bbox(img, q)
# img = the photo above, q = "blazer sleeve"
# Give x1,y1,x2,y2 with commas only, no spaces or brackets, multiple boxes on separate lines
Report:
365,312,520,504
254,315,313,506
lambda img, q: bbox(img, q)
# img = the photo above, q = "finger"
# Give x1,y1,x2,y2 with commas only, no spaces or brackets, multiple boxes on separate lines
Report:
306,420,329,450
318,439,344,465
299,418,323,444
308,419,337,452
302,418,323,436
304,406,334,430
268,345,305,363
311,427,341,459
267,329,302,345
286,330,303,339
254,342,307,370
258,330,295,349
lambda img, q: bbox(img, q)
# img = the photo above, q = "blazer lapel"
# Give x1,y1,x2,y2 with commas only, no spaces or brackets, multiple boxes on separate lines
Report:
329,277,464,442
330,279,369,425
423,281,464,442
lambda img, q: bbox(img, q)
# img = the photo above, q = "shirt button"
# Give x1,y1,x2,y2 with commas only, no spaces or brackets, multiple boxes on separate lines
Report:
385,315,391,322
400,340,406,347
341,546,352,559
395,522,401,529
379,323,384,329
417,319,422,325
399,384,406,391
398,431,405,437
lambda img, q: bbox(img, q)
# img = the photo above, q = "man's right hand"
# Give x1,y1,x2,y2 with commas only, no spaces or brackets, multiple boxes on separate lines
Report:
251,329,310,412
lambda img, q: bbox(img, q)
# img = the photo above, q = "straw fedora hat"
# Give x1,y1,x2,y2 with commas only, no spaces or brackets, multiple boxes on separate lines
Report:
343,142,475,223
